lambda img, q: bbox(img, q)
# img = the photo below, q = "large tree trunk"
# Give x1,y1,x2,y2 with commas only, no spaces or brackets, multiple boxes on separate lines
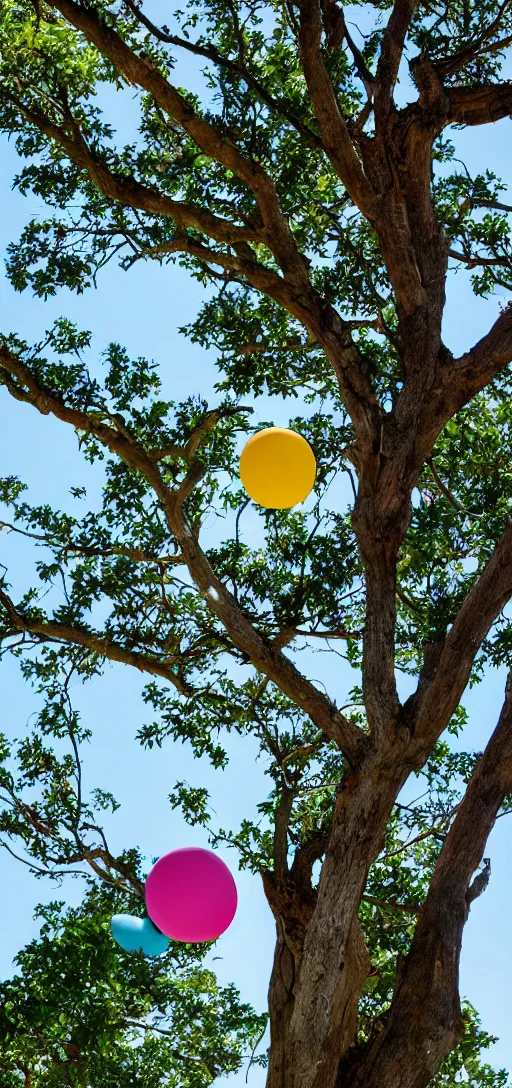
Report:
265,677,512,1088
266,926,296,1088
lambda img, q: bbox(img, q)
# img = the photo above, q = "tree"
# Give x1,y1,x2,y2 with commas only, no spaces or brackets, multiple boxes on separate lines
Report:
0,0,512,1084
1,887,267,1087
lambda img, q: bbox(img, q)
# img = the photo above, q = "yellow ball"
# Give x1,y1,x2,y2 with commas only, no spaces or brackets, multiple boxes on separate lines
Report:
239,427,316,509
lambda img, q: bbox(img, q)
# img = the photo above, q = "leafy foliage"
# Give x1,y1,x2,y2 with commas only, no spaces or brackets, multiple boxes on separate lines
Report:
0,889,266,1087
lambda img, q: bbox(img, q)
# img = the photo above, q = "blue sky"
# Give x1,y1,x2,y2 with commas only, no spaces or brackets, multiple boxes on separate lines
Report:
1,19,512,1085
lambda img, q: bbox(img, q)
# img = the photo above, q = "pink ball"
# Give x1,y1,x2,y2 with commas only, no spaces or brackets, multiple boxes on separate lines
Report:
145,847,238,942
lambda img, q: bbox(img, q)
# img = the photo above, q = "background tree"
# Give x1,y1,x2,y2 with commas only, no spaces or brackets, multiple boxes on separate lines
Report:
1,0,512,1086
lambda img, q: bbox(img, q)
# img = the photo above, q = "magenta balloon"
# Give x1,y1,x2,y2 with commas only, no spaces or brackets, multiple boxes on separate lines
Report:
145,847,238,942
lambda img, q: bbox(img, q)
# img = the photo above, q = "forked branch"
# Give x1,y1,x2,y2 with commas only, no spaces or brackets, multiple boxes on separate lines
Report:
442,302,512,417
0,344,367,766
374,0,420,122
347,672,512,1088
49,0,312,288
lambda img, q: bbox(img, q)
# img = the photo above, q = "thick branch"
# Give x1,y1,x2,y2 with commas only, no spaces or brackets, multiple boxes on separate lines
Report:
407,516,512,756
440,301,512,419
273,786,294,879
359,557,401,740
347,675,512,1088
374,0,420,123
449,81,512,125
50,0,311,286
0,586,189,693
50,0,257,183
289,748,405,1088
0,346,367,766
285,499,512,1088
297,0,378,219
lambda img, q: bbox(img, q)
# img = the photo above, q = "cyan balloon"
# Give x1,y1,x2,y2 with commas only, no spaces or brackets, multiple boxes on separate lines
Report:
111,914,170,957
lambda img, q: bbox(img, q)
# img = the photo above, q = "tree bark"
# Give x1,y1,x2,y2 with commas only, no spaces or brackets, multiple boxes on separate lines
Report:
267,925,297,1088
341,673,512,1088
288,750,409,1088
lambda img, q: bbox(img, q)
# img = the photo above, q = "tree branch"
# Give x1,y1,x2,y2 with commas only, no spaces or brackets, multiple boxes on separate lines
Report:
440,301,512,418
0,586,190,693
234,319,380,356
5,90,261,247
49,0,311,288
374,0,420,123
273,786,294,878
0,520,183,565
297,0,378,220
128,239,383,449
426,459,481,520
132,234,304,308
469,197,512,213
148,405,252,461
449,81,512,126
5,20,383,449
406,516,512,756
121,0,323,150
0,345,368,767
361,893,421,914
339,14,375,90
348,673,512,1088
292,626,362,639
448,247,510,268
161,503,368,765
434,0,512,78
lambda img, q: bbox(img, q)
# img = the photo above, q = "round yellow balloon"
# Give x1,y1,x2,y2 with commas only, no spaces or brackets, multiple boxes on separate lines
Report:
239,427,316,509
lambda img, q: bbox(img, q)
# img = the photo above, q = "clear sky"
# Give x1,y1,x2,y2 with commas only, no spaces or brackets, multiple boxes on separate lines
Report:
1,21,512,1086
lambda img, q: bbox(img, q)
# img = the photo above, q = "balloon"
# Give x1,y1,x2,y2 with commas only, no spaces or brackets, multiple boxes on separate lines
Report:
239,427,316,509
145,847,238,943
110,914,170,957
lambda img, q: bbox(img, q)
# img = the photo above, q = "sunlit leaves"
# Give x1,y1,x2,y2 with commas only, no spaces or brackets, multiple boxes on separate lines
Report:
1,0,512,1082
0,888,266,1087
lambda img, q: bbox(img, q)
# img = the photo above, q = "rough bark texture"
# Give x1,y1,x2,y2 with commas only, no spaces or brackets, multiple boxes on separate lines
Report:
342,675,512,1088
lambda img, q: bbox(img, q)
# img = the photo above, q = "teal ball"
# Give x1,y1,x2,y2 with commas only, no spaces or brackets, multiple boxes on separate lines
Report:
111,914,170,957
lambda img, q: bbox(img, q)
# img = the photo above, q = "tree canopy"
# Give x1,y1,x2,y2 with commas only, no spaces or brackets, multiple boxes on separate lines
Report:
1,0,512,1085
